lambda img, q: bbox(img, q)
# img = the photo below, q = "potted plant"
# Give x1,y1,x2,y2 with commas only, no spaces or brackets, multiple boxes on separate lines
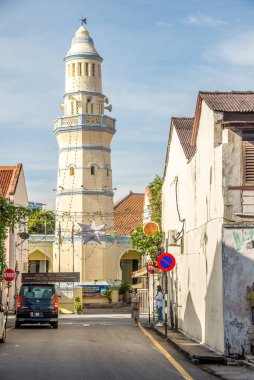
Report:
119,281,132,302
104,288,112,303
73,296,83,314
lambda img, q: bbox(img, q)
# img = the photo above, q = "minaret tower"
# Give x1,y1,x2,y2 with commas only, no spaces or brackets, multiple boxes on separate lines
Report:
53,23,117,283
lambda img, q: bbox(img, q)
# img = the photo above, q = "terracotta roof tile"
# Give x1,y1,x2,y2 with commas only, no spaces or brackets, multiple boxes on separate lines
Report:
200,91,254,112
114,192,144,236
172,118,196,160
0,164,22,198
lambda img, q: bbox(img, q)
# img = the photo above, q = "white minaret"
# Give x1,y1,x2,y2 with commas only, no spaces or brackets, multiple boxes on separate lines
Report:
53,24,118,284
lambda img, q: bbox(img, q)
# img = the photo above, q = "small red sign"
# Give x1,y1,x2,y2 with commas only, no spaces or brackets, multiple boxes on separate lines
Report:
3,268,16,282
157,253,176,272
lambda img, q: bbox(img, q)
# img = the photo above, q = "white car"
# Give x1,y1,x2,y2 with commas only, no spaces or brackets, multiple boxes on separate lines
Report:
0,306,6,343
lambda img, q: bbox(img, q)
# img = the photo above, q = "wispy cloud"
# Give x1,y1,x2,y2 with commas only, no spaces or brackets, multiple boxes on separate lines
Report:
156,21,173,29
185,13,226,27
211,31,254,66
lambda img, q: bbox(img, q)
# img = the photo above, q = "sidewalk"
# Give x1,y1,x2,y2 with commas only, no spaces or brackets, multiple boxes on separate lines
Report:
151,323,222,363
143,322,254,380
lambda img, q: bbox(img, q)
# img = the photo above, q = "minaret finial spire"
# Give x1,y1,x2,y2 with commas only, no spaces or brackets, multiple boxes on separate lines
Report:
80,17,87,26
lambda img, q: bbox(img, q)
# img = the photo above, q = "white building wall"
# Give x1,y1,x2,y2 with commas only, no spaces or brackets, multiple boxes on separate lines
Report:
162,102,225,353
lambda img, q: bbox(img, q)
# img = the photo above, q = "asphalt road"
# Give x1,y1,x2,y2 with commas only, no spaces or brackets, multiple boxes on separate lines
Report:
0,313,218,380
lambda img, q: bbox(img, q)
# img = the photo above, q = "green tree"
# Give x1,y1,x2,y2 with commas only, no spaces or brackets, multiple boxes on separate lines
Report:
28,210,55,235
147,175,163,227
131,175,164,260
0,198,30,279
131,226,164,261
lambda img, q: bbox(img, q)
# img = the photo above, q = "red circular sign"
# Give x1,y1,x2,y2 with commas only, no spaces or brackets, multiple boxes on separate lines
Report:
3,268,16,282
157,253,176,272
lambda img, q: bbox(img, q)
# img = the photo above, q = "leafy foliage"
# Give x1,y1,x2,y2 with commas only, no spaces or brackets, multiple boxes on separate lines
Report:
147,175,163,227
73,296,82,312
0,198,31,279
131,226,164,261
131,175,164,260
28,210,55,235
119,281,132,295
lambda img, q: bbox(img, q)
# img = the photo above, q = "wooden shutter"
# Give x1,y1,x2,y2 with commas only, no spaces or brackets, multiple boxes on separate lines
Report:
243,141,254,183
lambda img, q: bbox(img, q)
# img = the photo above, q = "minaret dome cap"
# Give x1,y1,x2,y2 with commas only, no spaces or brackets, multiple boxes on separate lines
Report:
65,25,102,61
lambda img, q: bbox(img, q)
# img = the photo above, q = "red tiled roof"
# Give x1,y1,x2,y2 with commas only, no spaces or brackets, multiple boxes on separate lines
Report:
114,192,144,236
172,118,196,160
191,91,254,146
200,91,254,112
0,164,22,198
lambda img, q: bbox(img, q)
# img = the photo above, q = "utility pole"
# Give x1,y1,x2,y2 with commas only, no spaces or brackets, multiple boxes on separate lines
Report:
72,222,74,272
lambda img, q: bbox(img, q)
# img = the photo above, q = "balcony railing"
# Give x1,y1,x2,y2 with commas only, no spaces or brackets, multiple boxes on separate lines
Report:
54,114,115,131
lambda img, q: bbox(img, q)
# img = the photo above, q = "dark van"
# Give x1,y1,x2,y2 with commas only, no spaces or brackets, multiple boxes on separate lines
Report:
15,283,59,329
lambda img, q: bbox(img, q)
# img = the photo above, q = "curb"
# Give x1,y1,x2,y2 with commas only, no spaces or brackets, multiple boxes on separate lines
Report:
146,323,223,364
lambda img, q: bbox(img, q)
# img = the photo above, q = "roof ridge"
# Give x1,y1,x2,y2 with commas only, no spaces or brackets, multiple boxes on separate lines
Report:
199,90,254,95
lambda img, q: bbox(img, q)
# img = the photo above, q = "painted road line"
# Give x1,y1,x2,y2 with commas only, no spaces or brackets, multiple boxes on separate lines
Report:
7,327,14,332
139,324,194,380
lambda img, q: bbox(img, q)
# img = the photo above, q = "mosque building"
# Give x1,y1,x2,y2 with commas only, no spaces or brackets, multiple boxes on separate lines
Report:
28,23,142,302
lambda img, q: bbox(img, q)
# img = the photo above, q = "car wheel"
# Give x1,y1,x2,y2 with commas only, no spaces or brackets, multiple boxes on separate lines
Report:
15,321,21,329
0,325,6,343
51,322,58,329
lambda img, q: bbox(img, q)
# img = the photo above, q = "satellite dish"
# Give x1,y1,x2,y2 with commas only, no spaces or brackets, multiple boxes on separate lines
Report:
18,232,29,240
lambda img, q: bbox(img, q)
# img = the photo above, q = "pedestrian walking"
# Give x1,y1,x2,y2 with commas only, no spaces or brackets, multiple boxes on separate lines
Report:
155,285,163,327
131,289,139,326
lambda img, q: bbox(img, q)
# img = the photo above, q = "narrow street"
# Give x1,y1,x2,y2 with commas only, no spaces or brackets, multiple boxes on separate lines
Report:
0,311,218,380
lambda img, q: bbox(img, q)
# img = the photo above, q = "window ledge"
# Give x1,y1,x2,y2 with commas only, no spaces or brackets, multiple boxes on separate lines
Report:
229,186,254,190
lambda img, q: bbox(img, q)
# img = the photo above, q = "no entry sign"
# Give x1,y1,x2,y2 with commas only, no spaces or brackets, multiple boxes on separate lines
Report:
3,268,16,282
157,253,176,272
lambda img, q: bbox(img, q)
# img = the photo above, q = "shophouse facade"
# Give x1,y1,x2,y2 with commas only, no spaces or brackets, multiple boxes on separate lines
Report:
162,92,254,355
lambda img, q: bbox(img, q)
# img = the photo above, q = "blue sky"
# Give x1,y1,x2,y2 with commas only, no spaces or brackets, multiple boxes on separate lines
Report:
1,0,254,209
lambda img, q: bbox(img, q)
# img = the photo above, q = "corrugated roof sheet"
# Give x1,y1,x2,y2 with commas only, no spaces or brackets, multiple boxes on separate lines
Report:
114,192,144,236
0,164,22,198
172,118,196,160
200,91,254,112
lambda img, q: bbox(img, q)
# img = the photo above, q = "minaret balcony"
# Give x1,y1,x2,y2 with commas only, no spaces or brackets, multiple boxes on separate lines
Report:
54,114,116,134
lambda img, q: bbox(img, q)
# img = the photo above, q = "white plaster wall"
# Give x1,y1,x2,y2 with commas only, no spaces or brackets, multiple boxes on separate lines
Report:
162,102,225,353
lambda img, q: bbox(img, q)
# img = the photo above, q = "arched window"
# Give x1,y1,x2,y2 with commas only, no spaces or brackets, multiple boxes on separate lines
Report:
91,166,96,176
72,63,75,76
69,166,75,176
92,63,95,76
106,167,109,177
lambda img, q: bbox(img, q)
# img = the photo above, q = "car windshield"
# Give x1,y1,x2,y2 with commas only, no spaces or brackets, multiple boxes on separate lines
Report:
22,285,54,299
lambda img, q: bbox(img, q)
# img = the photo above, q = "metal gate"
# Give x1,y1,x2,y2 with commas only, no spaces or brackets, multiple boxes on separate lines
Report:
137,288,149,315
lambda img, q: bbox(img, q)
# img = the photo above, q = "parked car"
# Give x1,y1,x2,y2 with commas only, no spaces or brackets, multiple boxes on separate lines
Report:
0,306,6,343
15,283,59,329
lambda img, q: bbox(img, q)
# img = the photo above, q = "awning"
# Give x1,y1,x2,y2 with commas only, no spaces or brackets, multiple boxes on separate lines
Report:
131,268,147,278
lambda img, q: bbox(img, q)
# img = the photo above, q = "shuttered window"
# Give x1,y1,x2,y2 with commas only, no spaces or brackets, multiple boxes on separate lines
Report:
243,141,254,184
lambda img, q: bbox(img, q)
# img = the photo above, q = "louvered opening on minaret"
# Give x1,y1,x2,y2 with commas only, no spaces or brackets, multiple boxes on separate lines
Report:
243,141,254,183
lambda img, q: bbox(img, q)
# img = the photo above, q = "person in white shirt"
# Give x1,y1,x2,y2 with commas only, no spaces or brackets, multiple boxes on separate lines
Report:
154,285,163,327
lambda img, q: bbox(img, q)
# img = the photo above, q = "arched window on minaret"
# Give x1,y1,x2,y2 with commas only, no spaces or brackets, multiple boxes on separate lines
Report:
92,63,95,77
85,62,89,76
69,166,75,176
106,166,110,177
91,166,96,176
91,104,93,114
78,63,82,76
98,65,101,78
72,63,75,76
